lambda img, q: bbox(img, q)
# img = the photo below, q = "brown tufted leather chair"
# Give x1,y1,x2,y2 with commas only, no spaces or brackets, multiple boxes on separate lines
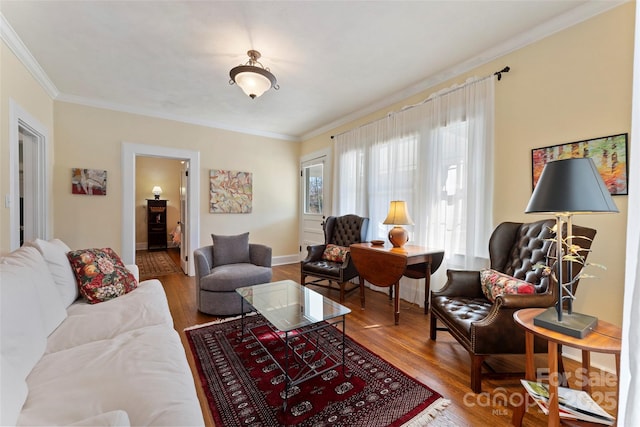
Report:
430,219,596,393
301,215,369,302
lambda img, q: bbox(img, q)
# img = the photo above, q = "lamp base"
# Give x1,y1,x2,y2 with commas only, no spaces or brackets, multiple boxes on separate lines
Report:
533,307,598,338
154,195,160,200
388,226,408,248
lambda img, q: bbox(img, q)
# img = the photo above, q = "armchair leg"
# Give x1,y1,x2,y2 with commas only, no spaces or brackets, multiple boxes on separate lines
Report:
339,282,345,303
471,354,485,393
301,273,306,286
430,311,437,340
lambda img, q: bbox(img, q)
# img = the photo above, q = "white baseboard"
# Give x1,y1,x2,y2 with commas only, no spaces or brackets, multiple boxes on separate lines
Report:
562,347,617,374
273,254,299,266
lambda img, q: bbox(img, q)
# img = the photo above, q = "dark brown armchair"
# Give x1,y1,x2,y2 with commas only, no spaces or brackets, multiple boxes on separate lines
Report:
301,215,369,302
430,219,596,393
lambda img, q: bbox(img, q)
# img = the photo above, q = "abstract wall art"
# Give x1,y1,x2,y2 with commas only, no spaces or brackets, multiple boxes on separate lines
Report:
209,169,253,213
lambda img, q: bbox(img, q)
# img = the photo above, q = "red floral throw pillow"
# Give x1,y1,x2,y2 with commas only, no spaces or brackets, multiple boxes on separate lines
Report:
67,248,138,304
321,244,350,263
480,268,535,303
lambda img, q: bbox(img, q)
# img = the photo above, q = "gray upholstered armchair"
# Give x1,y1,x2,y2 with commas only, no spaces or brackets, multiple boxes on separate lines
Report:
430,219,596,393
194,233,272,316
300,214,369,302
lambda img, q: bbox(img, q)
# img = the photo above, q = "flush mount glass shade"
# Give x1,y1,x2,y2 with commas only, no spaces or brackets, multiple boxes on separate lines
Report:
525,158,618,214
230,66,275,99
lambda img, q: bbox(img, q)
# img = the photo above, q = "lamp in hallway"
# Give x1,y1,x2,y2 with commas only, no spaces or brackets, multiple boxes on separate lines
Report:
152,186,163,200
229,50,279,99
383,200,414,248
525,157,618,337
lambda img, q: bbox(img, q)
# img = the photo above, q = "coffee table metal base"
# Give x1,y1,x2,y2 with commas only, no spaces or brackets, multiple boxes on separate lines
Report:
240,301,348,412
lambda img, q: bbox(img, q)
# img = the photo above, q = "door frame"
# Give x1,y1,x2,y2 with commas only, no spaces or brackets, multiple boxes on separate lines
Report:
122,142,200,275
9,99,49,250
299,147,332,259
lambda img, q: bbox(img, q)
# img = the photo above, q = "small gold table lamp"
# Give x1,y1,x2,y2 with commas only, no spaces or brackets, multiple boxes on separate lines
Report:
383,200,414,248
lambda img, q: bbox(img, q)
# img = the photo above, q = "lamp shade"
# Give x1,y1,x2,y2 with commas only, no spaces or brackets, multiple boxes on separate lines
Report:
525,158,618,214
231,67,274,99
383,201,414,225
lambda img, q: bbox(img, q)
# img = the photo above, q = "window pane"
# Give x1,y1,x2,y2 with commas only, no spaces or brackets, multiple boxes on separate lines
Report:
304,164,323,214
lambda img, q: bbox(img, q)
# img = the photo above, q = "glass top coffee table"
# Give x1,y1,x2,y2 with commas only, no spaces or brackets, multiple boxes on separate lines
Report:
236,280,351,411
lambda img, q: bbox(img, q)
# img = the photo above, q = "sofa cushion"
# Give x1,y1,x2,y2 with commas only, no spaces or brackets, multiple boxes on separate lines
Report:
26,238,79,307
200,264,272,292
0,354,29,427
68,410,130,426
0,264,47,384
18,325,204,427
67,248,138,304
321,244,349,263
0,246,67,335
480,268,535,303
211,232,250,267
45,279,172,354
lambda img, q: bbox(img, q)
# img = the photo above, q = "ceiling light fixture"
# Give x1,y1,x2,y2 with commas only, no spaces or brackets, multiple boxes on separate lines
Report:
229,50,279,99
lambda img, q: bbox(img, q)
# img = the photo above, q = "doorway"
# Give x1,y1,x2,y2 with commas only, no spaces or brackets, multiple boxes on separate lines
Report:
122,142,200,275
135,156,186,274
9,100,49,250
299,148,331,259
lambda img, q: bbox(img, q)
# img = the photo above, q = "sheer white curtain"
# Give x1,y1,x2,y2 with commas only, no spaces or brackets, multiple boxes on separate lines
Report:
333,77,495,306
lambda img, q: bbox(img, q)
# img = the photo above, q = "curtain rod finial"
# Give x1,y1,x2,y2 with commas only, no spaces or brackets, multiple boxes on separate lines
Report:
494,66,511,81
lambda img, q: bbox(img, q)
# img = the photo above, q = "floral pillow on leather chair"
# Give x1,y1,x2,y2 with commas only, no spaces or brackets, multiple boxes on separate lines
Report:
321,244,350,263
480,268,535,303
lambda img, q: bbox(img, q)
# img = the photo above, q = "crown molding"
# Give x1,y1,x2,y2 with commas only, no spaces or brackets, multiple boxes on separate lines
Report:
0,13,59,99
301,0,628,141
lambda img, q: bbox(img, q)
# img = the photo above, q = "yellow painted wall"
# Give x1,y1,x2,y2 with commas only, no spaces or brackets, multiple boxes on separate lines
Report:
302,3,635,328
0,41,55,254
135,157,183,248
52,102,300,257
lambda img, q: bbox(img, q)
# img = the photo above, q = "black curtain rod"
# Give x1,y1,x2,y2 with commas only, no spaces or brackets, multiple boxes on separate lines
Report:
330,65,510,139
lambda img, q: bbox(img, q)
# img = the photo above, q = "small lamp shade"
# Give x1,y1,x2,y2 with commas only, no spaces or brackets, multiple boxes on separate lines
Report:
526,158,618,214
383,201,414,225
152,186,163,200
383,201,414,248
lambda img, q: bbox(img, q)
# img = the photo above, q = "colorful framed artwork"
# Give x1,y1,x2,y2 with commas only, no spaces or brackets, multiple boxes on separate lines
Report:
71,168,107,195
209,169,252,213
531,133,628,195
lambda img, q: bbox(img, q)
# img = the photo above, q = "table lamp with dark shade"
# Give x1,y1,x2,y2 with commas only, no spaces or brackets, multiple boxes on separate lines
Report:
525,157,618,338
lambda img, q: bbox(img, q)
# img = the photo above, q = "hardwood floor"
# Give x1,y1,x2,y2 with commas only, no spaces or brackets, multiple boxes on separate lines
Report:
161,256,618,426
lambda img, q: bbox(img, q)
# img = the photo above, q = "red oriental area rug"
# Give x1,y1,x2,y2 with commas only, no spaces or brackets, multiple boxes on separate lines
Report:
185,314,449,426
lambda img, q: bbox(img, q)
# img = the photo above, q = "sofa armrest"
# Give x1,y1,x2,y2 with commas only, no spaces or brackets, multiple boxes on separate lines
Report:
249,244,272,267
301,244,325,263
496,292,556,309
126,264,140,282
431,269,484,298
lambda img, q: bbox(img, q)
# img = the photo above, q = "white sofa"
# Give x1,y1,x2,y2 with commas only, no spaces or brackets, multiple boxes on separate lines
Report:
0,239,204,426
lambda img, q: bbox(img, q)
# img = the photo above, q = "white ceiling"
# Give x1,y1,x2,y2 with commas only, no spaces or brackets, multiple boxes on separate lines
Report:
0,1,624,141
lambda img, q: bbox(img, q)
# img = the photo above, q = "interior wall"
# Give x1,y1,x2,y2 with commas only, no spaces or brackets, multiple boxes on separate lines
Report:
52,101,300,258
302,2,634,334
135,156,183,249
0,41,55,255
